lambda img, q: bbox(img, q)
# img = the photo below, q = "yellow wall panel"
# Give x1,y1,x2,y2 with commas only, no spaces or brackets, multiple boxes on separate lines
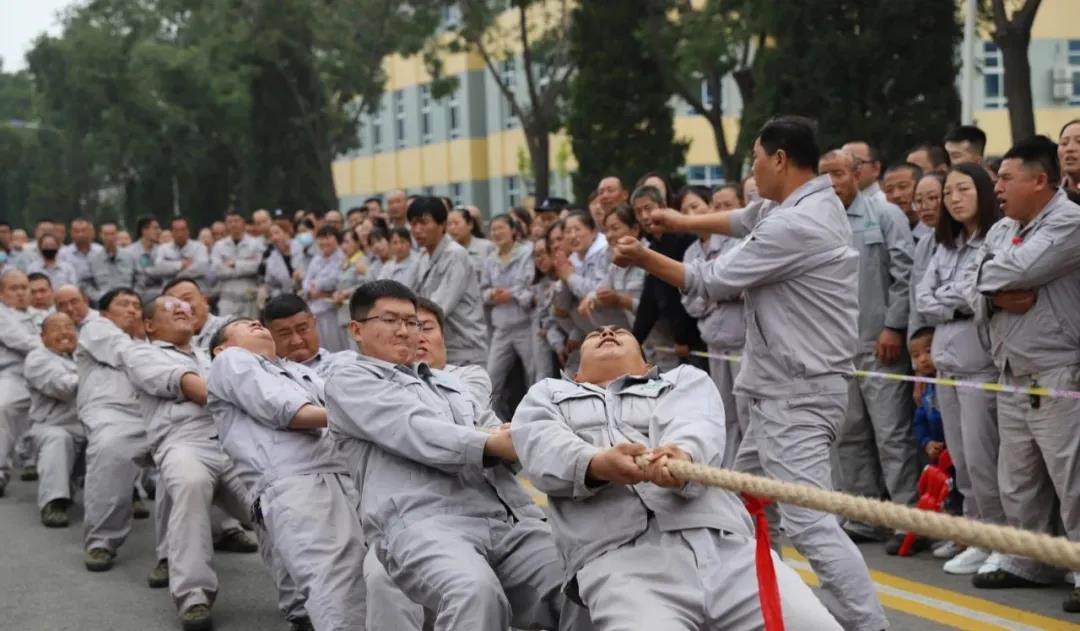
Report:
975,106,1080,154
332,161,353,197
675,115,742,164
1031,0,1080,40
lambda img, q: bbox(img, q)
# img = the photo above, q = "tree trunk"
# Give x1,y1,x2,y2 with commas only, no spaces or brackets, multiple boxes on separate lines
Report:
709,114,742,182
997,29,1036,144
527,126,551,202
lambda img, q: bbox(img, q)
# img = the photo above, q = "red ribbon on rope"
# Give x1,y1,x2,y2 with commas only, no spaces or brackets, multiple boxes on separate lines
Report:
743,493,786,631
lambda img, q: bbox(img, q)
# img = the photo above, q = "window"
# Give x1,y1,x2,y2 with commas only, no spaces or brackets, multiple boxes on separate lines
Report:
982,42,1006,109
1070,40,1080,106
685,165,724,187
373,102,384,151
501,58,517,129
701,78,716,111
447,87,461,139
423,185,435,196
395,90,406,147
420,85,433,144
450,182,463,205
506,176,521,207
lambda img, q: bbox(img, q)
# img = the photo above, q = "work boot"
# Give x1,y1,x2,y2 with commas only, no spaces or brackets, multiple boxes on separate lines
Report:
20,466,38,481
972,568,1047,589
84,547,115,572
289,618,315,631
180,604,213,631
1064,588,1080,613
132,489,150,519
147,558,169,588
0,481,6,498
213,527,258,553
41,499,70,528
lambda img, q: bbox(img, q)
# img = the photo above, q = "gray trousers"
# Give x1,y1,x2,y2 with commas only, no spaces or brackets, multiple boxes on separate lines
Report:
364,546,425,631
217,289,258,319
576,520,839,631
261,473,368,630
27,424,85,510
707,347,748,468
0,374,31,486
154,490,255,562
936,373,1004,525
156,440,250,611
83,417,153,553
381,515,568,631
837,352,918,529
735,393,888,631
488,325,534,418
997,365,1080,584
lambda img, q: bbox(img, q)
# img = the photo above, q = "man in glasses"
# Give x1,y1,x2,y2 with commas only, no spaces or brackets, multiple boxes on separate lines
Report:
124,294,251,631
511,326,839,629
325,279,587,630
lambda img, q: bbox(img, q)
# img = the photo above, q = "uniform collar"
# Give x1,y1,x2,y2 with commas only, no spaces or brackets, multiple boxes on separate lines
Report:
778,175,834,210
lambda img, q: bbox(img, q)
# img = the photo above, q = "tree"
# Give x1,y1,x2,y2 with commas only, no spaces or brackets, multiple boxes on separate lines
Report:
566,0,686,201
742,0,961,163
639,0,764,181
987,0,1042,143
433,0,574,201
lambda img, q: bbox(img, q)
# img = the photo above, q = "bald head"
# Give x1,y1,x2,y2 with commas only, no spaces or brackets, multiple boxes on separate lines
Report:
42,312,77,355
0,269,29,310
55,284,90,324
819,149,861,208
597,176,627,212
387,189,409,223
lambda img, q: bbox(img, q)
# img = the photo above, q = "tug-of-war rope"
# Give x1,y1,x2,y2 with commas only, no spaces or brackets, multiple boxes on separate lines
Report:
635,456,1080,631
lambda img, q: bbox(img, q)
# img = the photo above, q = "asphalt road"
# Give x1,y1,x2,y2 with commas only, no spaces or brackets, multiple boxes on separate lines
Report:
1,475,1078,630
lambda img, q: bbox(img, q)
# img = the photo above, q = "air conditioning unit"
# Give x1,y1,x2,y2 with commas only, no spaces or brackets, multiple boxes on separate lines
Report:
1051,67,1073,101
1052,67,1071,82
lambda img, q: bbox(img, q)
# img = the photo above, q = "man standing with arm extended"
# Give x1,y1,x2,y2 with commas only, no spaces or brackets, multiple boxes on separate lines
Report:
613,116,887,631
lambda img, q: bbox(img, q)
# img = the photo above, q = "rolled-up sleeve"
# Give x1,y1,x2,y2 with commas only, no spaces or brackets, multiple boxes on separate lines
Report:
123,344,190,401
208,349,314,430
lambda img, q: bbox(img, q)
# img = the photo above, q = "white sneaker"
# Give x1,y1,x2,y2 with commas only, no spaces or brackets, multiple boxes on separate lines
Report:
944,546,990,574
933,541,964,559
976,552,1005,575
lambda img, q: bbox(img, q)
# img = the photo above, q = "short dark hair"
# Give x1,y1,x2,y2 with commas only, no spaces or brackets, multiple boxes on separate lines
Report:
136,216,158,236
99,287,140,312
209,317,256,359
162,277,201,296
935,162,1001,249
261,293,313,324
316,224,342,243
224,209,245,221
1059,118,1080,138
415,296,445,332
630,185,665,208
757,115,820,171
369,227,389,244
909,143,951,169
406,196,448,225
363,197,382,207
1002,134,1061,185
603,203,640,233
847,139,880,164
169,216,188,229
910,326,935,343
388,226,412,242
346,206,366,219
27,272,51,287
564,210,596,232
675,185,713,211
944,125,987,156
348,279,418,322
885,162,924,181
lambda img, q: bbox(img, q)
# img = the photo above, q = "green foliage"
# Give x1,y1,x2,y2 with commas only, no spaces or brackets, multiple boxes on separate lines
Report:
742,0,961,164
566,0,686,201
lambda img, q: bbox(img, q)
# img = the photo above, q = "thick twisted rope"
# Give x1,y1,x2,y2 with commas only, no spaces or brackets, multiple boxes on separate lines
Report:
637,456,1080,570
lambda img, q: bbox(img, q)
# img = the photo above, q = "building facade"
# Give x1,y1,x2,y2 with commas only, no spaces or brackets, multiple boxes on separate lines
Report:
333,0,1080,212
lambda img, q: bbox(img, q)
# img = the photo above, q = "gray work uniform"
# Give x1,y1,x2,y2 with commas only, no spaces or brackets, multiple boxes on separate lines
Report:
127,240,168,304
335,257,367,350
379,252,419,288
193,314,228,351
414,235,489,366
207,347,368,630
324,353,571,631
511,367,839,631
589,251,645,331
682,177,887,631
445,363,493,411
59,242,105,298
0,306,40,488
124,340,250,612
303,248,350,353
682,234,747,467
154,239,210,293
482,241,536,417
263,245,299,299
25,259,78,290
916,233,1003,527
970,190,1080,584
77,317,157,554
23,346,84,510
837,192,919,532
907,232,937,339
565,233,609,301
531,276,563,382
211,236,263,318
88,248,135,305
463,236,495,288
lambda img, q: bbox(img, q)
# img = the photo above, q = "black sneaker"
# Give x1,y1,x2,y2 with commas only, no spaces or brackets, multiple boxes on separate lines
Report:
180,604,213,631
289,618,315,631
885,533,929,556
41,500,70,528
147,558,169,589
132,497,150,520
972,569,1047,589
1065,587,1080,613
84,547,115,572
20,467,38,482
213,528,258,553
